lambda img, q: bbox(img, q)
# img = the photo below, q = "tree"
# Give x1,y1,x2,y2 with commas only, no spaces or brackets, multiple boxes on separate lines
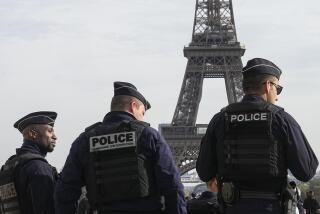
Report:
298,177,320,201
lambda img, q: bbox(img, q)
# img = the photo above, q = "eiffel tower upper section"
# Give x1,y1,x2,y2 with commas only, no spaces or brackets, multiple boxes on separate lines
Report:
160,0,245,174
172,0,245,127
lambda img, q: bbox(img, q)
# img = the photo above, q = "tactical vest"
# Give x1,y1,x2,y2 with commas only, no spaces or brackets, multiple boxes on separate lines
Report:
84,120,156,210
218,102,287,183
0,153,47,214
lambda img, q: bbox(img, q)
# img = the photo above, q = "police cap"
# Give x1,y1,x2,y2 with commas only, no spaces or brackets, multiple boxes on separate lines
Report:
113,81,151,110
242,58,282,80
14,111,57,132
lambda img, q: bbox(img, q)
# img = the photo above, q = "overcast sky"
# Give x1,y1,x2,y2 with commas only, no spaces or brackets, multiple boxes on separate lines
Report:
0,0,319,170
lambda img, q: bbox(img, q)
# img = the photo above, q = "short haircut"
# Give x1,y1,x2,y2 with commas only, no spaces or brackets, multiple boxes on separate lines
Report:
22,124,41,139
242,74,277,94
110,95,143,111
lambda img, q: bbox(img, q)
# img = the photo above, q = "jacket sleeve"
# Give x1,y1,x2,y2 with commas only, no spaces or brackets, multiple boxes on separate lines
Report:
143,128,187,214
278,111,318,182
54,136,85,214
196,113,221,182
28,161,55,214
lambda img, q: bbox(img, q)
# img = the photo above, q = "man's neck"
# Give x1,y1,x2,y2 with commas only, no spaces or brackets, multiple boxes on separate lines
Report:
246,93,267,101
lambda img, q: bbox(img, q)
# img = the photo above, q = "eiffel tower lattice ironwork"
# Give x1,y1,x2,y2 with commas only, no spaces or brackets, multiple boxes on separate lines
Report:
159,0,246,174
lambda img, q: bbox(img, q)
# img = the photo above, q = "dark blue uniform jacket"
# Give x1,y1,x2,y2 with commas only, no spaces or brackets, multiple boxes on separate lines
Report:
55,111,186,214
196,95,318,213
15,140,56,214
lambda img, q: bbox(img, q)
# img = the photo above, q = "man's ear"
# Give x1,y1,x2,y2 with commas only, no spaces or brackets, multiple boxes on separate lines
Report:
124,101,133,115
263,81,270,94
130,101,138,113
29,129,38,140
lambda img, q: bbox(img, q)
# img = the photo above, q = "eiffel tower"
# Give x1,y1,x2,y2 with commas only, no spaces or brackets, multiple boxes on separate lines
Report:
159,0,245,174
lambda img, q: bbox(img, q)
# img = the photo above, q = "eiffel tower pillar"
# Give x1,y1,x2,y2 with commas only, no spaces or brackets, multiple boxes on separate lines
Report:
159,0,245,174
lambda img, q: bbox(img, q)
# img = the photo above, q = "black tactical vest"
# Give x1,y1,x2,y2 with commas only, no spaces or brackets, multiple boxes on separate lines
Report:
84,120,156,210
218,102,287,184
0,153,47,214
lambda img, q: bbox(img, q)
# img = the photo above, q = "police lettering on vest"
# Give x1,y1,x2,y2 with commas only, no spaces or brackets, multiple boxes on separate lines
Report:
0,182,17,200
90,131,136,152
230,112,267,123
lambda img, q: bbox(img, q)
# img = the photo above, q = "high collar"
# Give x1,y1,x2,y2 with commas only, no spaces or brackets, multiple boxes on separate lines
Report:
102,111,136,124
16,139,47,157
242,94,267,103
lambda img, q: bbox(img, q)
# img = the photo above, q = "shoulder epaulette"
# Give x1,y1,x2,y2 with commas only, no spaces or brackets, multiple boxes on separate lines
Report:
267,103,284,113
220,106,227,112
130,120,150,128
2,153,46,171
85,122,102,132
18,153,47,165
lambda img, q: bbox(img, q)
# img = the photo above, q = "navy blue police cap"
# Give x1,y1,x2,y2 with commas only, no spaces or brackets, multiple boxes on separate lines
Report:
242,58,282,80
14,111,57,132
114,81,151,110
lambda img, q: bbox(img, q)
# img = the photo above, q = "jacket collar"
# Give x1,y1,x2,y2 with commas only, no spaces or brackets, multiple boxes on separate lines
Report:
16,139,47,157
242,94,267,103
102,111,136,124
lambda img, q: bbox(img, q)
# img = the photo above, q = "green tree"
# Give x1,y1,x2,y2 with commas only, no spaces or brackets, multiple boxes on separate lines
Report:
298,177,320,201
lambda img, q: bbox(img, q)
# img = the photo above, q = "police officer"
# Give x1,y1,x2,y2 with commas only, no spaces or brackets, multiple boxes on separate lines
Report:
303,191,320,214
196,58,319,214
54,81,186,214
0,111,58,214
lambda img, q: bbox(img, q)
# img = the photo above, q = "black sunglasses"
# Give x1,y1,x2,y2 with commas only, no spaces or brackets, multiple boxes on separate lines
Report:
262,81,283,95
269,82,283,95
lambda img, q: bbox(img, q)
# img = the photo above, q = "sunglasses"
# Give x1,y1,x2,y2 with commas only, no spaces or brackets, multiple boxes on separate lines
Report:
269,82,283,95
262,81,283,95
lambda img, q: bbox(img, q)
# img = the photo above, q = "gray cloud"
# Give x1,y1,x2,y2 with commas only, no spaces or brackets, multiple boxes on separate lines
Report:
0,0,319,169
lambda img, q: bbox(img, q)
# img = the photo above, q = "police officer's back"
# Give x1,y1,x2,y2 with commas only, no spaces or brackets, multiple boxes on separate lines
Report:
0,111,58,214
196,58,319,214
55,82,186,214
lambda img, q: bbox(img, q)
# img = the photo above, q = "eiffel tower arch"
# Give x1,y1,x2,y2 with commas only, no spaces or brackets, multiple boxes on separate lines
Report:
159,0,245,175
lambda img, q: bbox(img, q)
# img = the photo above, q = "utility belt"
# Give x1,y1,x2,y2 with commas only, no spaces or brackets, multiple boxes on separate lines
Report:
220,182,280,205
